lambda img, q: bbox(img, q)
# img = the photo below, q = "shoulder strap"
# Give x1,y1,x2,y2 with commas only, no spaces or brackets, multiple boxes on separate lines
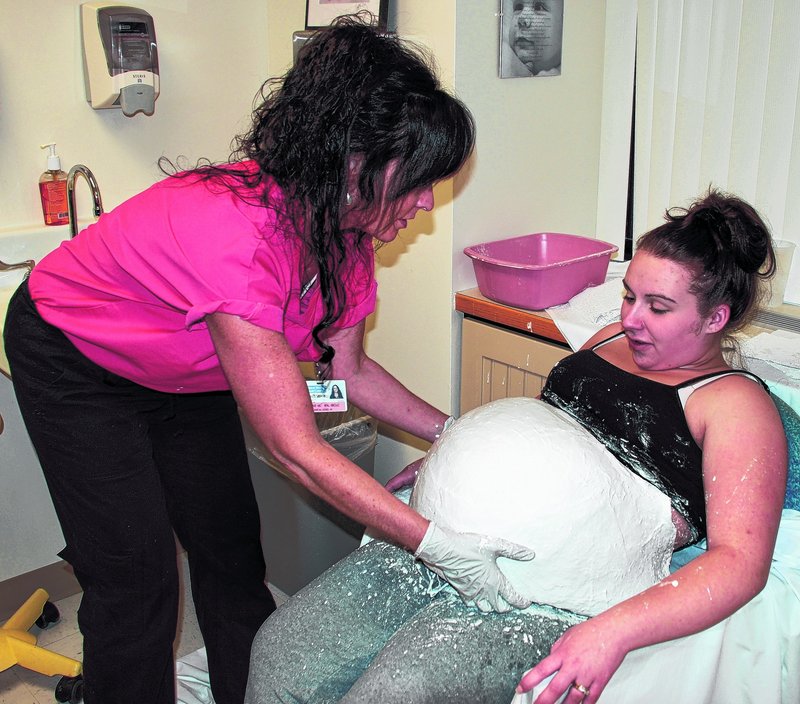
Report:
589,331,625,351
676,370,769,409
675,369,768,392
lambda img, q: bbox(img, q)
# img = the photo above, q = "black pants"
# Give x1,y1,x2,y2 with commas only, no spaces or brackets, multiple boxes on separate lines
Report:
4,282,276,704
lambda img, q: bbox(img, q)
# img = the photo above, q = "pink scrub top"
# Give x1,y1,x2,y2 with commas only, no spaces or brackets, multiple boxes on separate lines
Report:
28,163,377,393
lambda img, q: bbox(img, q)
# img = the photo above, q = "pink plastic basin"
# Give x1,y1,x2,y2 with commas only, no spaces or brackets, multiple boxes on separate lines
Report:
464,232,618,310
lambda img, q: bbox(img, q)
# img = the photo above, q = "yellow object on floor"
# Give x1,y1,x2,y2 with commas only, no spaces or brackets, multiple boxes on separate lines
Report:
0,588,82,677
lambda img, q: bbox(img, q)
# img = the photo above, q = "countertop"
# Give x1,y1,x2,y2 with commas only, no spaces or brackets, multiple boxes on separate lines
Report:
455,288,568,345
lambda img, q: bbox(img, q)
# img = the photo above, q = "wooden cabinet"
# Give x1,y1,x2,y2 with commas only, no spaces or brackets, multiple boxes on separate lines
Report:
460,317,570,413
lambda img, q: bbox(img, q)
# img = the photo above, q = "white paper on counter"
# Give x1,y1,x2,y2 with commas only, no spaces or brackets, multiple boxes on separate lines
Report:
545,261,628,351
740,330,800,372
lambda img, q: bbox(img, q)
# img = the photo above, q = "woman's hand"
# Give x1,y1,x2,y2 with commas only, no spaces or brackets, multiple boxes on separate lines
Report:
415,522,535,612
385,458,423,493
516,617,627,703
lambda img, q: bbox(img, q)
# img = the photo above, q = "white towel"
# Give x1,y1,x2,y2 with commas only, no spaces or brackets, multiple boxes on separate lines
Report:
741,329,800,373
546,265,627,351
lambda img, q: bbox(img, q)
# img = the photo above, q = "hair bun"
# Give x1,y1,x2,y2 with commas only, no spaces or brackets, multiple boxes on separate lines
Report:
637,187,775,331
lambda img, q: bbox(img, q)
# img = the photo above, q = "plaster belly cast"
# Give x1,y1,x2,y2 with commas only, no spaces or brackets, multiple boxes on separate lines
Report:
410,397,676,616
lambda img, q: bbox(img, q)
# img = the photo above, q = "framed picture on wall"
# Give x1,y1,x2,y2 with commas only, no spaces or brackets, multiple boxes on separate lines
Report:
499,0,564,79
306,0,389,30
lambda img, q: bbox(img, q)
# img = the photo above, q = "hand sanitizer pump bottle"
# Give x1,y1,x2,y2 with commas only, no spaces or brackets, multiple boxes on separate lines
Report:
38,143,69,226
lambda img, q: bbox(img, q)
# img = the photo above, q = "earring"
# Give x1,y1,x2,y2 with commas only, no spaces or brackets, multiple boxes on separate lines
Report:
345,192,353,206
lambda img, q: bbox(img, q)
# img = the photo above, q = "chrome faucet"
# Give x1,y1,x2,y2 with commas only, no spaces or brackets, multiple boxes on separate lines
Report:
67,165,104,238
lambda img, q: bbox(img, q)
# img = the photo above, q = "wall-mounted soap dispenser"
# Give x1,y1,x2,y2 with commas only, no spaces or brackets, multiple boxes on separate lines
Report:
80,3,159,117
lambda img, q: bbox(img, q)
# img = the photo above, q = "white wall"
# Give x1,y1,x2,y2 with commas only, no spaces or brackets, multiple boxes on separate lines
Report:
452,2,607,292
449,1,607,416
0,0,270,229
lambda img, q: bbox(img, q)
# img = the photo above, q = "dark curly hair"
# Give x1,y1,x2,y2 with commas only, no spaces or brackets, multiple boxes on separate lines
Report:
164,13,475,363
636,187,776,339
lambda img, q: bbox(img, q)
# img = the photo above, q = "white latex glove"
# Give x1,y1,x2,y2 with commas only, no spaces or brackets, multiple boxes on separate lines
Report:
415,522,535,613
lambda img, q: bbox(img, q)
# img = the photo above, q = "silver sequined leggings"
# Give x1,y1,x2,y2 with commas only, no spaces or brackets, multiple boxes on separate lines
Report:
245,540,584,704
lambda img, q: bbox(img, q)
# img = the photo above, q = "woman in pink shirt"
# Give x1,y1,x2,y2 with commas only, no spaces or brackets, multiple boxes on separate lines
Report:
4,15,533,704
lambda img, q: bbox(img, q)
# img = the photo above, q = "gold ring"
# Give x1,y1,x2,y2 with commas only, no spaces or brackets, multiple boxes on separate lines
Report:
573,683,590,696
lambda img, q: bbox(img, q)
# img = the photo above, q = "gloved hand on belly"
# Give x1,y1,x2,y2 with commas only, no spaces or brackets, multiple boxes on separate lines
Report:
415,521,535,613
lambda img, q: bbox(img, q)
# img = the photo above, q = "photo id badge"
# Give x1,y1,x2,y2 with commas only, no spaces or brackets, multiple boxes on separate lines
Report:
307,379,348,413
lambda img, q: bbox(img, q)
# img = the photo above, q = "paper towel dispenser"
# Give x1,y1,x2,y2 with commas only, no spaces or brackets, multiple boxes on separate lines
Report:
81,3,159,117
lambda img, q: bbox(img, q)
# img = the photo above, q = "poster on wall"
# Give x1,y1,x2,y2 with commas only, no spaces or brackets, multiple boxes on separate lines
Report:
306,0,389,30
499,0,564,79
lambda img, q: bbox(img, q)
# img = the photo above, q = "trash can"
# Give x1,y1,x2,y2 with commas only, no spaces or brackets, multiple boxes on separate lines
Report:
241,405,378,595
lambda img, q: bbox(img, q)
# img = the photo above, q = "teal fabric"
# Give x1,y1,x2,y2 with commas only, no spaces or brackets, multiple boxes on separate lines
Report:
772,393,800,512
244,541,583,703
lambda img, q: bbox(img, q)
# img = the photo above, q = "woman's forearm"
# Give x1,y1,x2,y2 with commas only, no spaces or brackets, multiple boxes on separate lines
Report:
594,545,770,655
209,314,431,550
516,540,777,698
332,353,450,443
271,434,431,550
323,320,450,442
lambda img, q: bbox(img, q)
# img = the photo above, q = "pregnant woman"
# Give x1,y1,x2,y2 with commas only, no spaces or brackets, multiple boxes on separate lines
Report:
245,189,799,704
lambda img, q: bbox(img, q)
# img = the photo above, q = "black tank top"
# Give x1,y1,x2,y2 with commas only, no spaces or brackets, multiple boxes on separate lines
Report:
540,338,767,543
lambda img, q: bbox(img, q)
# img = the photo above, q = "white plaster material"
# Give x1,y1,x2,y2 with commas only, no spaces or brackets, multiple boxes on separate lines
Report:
410,397,676,616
